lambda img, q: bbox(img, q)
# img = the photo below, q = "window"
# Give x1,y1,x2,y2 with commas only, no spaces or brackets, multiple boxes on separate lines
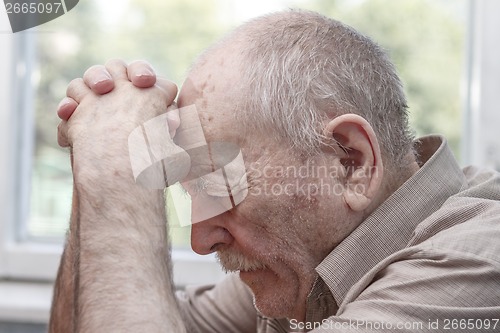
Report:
7,0,500,325
24,0,470,246
0,0,232,300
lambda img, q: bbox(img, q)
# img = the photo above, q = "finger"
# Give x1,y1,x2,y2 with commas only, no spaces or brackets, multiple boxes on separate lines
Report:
156,77,178,105
66,78,92,104
57,97,78,121
127,60,156,88
166,104,180,138
83,65,114,94
57,121,69,147
104,59,129,83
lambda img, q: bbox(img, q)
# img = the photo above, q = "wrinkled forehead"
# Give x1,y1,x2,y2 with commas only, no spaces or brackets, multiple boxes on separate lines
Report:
178,48,233,107
169,67,251,226
175,82,248,185
177,51,249,143
178,78,229,140
178,42,246,108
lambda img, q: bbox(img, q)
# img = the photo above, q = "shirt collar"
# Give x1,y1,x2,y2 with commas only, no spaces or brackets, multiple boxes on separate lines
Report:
312,135,466,312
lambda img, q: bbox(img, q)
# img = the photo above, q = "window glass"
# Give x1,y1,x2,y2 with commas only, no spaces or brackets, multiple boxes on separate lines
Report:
25,0,467,247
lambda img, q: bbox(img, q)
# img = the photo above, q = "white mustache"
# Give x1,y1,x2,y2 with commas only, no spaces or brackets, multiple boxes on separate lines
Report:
216,249,267,273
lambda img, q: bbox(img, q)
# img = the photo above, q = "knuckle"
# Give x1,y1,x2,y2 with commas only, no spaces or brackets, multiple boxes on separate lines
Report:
83,64,103,77
66,78,85,97
105,59,130,82
57,122,68,146
165,82,178,101
105,58,127,69
57,120,69,134
129,59,151,68
165,80,177,92
83,65,107,82
138,62,154,74
156,78,178,98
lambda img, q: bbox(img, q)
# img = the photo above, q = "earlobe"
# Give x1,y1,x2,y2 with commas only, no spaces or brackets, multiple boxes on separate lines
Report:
324,114,384,212
344,189,372,211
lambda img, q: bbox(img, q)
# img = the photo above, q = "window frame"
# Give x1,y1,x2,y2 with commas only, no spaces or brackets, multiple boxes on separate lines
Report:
0,31,225,324
461,0,500,169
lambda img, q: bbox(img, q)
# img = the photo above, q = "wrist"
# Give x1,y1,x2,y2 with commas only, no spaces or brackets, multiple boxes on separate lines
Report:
70,143,135,184
75,182,169,248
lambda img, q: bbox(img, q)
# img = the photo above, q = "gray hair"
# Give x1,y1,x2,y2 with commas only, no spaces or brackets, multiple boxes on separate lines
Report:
230,10,414,170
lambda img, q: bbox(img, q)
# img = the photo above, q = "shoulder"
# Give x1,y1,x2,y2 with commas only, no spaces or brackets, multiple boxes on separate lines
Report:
335,188,500,322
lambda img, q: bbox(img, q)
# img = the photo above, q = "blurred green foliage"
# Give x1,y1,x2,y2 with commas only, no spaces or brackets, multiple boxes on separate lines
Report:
309,0,465,155
29,0,465,243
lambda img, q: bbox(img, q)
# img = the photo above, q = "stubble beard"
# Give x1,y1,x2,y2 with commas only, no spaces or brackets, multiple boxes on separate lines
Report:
216,248,267,273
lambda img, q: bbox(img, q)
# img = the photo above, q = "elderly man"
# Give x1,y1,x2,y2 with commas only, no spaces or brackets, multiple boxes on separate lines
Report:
50,10,500,333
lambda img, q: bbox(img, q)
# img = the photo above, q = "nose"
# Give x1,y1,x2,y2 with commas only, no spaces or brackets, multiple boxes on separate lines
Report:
191,217,234,255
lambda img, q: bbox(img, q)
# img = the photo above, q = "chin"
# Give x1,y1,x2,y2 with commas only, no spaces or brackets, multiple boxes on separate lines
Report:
239,268,304,320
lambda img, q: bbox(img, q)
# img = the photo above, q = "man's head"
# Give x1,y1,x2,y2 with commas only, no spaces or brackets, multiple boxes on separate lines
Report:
177,9,416,320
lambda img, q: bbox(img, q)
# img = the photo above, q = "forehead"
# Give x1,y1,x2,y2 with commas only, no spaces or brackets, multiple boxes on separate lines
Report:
178,49,230,104
177,52,245,145
174,52,253,180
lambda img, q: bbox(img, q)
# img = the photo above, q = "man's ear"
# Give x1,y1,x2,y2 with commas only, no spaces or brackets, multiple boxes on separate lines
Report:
324,114,383,212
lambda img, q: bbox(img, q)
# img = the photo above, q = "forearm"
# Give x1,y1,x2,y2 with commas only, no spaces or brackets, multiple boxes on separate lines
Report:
48,187,80,333
51,161,185,332
52,61,184,332
73,169,185,332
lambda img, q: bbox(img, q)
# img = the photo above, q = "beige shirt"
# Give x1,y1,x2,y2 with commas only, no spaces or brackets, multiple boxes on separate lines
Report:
177,135,500,332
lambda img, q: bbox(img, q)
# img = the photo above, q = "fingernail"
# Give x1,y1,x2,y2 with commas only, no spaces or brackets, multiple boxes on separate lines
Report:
93,72,112,86
136,68,155,78
58,97,71,109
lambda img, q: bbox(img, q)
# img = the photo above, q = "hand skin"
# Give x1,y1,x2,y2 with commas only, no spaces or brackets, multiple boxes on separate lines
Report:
56,60,179,138
49,60,186,332
56,60,157,121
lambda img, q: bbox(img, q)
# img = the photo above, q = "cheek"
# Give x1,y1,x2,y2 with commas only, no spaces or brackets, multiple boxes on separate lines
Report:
240,265,315,319
230,201,318,274
233,185,316,244
227,194,324,318
228,171,339,268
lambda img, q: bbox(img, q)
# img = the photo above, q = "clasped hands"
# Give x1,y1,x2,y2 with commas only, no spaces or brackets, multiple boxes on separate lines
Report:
57,59,249,223
57,59,182,183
